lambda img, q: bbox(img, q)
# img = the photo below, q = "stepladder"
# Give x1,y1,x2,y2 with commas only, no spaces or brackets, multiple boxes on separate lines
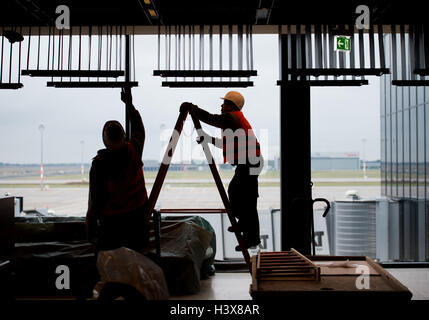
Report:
145,108,252,272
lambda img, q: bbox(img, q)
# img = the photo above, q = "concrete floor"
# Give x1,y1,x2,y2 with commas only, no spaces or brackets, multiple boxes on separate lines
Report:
171,269,429,300
171,273,252,300
386,268,429,300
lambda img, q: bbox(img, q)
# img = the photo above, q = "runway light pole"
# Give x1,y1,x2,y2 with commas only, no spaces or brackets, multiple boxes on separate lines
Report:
80,140,85,182
362,138,367,179
39,123,45,191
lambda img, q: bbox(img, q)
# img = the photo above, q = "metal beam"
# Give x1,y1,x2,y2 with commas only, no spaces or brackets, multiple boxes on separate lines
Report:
283,68,389,76
279,34,312,255
161,81,253,88
0,83,23,89
392,80,429,86
153,70,257,77
414,69,429,76
125,34,131,140
22,70,124,77
46,81,138,88
277,80,369,86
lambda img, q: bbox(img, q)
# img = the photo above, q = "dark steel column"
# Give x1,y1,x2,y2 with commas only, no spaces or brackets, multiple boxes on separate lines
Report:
280,34,312,254
125,34,131,140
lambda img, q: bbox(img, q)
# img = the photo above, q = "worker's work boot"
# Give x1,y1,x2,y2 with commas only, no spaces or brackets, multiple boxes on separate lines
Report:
234,239,261,252
227,225,240,233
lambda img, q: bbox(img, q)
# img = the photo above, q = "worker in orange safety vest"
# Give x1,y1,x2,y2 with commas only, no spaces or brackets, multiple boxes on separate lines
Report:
180,91,264,251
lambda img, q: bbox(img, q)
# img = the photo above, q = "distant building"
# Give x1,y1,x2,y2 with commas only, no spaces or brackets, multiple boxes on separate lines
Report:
311,152,360,170
143,160,160,172
360,159,381,170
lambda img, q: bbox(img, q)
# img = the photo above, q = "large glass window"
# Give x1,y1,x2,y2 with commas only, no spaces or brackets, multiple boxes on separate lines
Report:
380,77,387,195
404,85,410,109
404,107,411,198
0,33,281,261
418,86,425,105
417,104,425,199
410,106,417,198
386,110,392,195
410,86,417,107
426,103,429,201
392,112,398,197
397,109,404,197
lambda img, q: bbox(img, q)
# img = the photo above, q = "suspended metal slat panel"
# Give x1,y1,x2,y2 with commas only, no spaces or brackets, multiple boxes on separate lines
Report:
153,25,257,88
162,81,253,88
389,24,429,85
278,24,390,86
7,25,138,88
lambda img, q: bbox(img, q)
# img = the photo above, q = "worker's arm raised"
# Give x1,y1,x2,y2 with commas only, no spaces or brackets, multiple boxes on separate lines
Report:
122,88,145,156
180,103,235,130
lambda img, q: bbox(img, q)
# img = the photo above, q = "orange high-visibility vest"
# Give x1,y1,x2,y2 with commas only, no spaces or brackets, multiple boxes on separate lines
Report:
222,111,261,165
104,142,147,216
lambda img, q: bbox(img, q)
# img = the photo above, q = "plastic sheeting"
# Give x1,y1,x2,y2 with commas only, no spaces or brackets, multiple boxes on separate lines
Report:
13,240,98,298
148,216,215,295
14,216,87,243
12,215,217,297
94,247,169,300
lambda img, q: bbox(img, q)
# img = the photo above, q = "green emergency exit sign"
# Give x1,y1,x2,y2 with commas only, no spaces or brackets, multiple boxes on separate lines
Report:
335,36,351,51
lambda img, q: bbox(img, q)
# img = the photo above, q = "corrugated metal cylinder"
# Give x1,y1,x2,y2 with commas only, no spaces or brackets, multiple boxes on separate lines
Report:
334,200,376,258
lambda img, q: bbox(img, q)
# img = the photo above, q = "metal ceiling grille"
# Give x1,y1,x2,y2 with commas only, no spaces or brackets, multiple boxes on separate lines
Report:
0,27,24,89
0,25,139,89
388,24,429,86
278,24,390,87
153,25,257,88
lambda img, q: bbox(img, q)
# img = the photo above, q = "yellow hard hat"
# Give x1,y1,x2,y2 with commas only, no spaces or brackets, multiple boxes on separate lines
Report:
220,91,245,110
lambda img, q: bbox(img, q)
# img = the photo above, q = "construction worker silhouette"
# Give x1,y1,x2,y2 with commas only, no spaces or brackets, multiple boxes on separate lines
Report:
180,91,264,251
86,88,149,252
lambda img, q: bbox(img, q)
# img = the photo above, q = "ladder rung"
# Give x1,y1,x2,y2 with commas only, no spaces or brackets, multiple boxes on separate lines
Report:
259,265,314,270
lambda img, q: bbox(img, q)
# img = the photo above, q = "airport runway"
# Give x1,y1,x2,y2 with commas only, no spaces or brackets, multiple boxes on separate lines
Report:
0,177,379,184
0,185,381,216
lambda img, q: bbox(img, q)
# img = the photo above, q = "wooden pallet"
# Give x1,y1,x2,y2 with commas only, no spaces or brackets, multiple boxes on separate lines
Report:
253,249,320,285
250,255,412,301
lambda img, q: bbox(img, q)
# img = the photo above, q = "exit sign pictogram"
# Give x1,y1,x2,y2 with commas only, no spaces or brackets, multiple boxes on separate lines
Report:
335,36,351,52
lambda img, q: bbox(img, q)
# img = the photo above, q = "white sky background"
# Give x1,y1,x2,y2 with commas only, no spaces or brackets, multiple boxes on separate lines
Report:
0,34,380,164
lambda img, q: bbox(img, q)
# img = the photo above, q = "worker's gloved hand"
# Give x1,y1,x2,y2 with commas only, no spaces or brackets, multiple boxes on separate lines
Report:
121,87,133,104
179,102,195,113
196,130,209,144
196,136,204,144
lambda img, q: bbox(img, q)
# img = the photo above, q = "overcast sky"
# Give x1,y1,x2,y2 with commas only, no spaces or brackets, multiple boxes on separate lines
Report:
0,34,380,164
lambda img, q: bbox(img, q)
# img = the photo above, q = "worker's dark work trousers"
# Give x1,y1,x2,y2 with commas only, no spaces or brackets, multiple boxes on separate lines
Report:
228,165,260,246
96,204,149,253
